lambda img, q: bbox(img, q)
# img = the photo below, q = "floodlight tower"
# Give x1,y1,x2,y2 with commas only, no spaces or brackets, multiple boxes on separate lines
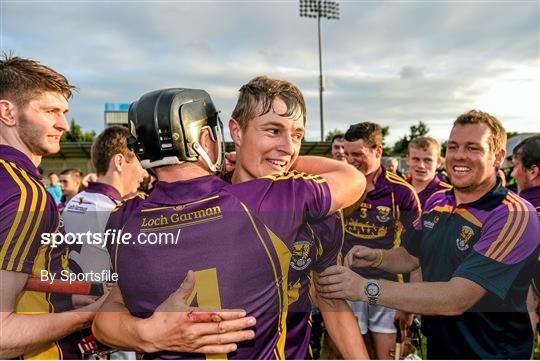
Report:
299,0,340,141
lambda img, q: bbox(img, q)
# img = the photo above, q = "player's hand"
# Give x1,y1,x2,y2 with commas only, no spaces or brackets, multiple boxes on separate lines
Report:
225,152,237,172
316,265,364,301
138,270,256,354
344,246,379,268
394,310,413,338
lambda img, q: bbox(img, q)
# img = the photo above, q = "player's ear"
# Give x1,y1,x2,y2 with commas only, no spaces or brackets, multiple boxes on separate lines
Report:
375,143,383,158
0,100,16,126
437,156,443,168
111,153,124,172
494,148,506,169
199,128,217,163
229,118,243,147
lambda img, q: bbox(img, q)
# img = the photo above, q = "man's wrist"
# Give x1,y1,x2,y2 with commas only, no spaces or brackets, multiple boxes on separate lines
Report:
134,317,159,353
370,249,384,268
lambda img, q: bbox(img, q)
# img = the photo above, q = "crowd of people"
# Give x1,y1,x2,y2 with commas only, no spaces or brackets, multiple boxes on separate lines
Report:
0,54,539,361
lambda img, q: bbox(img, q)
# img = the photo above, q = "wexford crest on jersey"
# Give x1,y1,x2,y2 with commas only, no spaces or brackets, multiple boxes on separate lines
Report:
290,241,312,271
456,225,474,251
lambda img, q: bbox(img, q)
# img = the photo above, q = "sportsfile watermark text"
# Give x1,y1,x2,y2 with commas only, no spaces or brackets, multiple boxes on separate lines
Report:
40,229,181,248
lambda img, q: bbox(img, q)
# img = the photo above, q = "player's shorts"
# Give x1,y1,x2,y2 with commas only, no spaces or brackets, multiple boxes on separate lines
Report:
347,300,397,335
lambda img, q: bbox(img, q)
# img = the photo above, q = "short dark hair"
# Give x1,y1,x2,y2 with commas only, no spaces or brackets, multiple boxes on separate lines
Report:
453,110,506,154
91,126,134,176
0,53,76,108
231,75,306,129
512,135,540,169
330,133,345,145
344,122,383,148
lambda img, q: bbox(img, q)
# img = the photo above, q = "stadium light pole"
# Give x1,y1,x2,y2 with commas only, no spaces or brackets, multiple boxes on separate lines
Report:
299,0,340,141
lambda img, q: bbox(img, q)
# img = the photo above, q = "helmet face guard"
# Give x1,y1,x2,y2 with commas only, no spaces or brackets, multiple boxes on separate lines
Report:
128,88,224,173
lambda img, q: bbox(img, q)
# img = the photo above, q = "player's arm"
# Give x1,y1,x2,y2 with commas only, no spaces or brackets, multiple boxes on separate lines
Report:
292,156,366,214
317,265,486,316
0,270,98,358
314,286,368,359
345,245,420,274
92,271,256,354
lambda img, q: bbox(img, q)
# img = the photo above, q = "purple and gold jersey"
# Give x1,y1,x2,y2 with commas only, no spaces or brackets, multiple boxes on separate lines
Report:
221,171,343,360
285,212,343,360
0,145,80,359
107,172,331,360
404,180,539,359
344,167,421,281
409,176,452,208
519,185,540,313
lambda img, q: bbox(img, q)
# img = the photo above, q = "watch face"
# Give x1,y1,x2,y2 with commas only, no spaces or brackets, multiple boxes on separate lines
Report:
366,283,379,296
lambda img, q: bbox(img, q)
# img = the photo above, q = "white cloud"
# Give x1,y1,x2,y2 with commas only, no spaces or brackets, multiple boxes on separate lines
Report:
3,1,538,144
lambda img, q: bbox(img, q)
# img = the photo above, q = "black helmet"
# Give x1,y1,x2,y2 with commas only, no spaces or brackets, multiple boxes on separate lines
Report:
128,88,224,172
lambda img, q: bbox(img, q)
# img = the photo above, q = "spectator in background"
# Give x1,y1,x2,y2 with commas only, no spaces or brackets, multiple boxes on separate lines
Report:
385,157,405,178
406,137,452,207
46,172,62,203
331,133,346,161
59,168,82,211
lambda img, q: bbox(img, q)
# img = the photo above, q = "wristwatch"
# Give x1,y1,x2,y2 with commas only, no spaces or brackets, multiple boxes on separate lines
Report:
364,279,381,306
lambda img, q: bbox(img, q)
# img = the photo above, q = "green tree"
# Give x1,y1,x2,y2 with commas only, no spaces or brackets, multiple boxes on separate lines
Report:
506,131,519,139
61,118,96,142
325,129,344,142
392,121,430,156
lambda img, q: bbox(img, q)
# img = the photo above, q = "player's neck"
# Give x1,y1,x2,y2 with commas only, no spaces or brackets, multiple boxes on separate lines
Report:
231,165,254,184
0,135,42,167
365,166,382,192
155,162,212,183
454,175,497,205
412,177,433,193
96,173,124,197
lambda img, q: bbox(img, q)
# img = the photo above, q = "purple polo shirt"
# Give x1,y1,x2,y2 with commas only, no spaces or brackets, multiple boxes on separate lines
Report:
410,176,452,208
0,145,81,359
107,172,331,359
344,167,421,281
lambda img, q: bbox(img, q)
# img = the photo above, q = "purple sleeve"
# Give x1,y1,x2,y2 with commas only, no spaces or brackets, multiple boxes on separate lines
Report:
312,211,344,273
473,197,539,265
227,171,332,222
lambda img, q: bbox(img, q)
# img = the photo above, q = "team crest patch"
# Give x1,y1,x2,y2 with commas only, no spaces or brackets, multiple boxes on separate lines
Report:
290,241,312,271
376,206,391,223
456,225,474,251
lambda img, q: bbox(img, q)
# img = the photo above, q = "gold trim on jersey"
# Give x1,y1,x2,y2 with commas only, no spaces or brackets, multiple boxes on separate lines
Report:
239,202,289,360
486,193,530,262
140,195,220,213
13,164,48,272
0,160,38,272
262,172,326,184
385,172,422,224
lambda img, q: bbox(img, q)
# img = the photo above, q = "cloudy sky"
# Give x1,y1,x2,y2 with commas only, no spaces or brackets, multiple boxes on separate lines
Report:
2,0,539,145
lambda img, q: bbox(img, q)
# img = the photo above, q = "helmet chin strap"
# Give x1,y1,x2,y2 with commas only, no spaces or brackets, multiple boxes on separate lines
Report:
192,125,224,173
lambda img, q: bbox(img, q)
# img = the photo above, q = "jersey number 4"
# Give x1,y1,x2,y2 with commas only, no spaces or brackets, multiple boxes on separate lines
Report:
186,268,226,360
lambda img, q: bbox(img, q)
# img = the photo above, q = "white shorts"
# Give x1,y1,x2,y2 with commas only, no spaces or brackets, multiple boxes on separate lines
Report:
347,300,397,335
